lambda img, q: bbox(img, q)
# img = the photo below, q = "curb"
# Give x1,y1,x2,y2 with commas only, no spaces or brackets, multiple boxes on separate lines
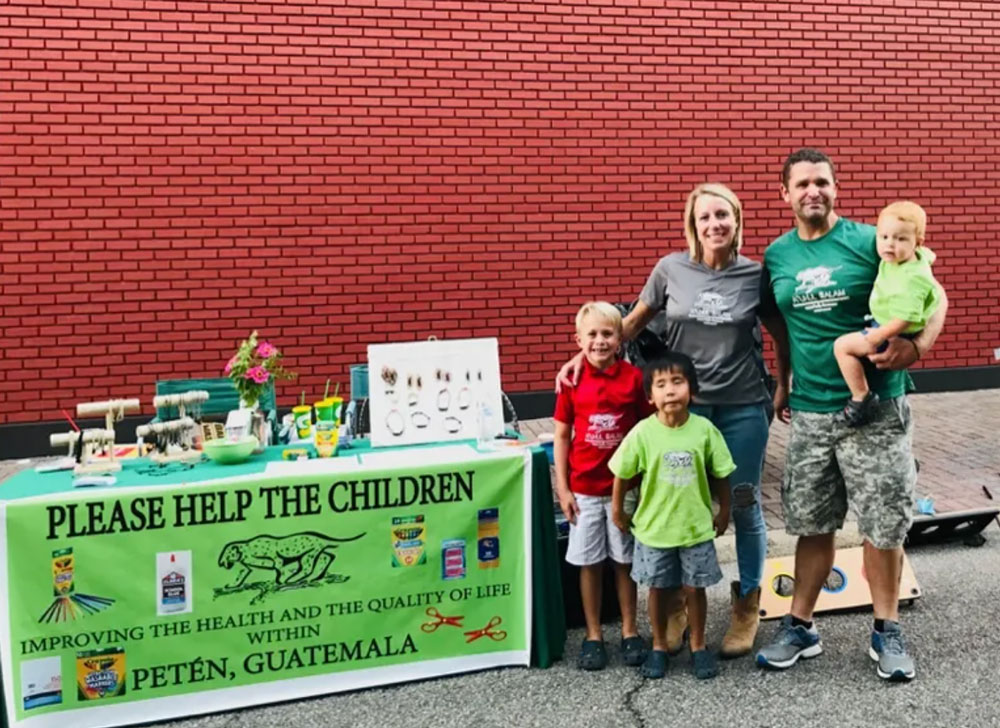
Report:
715,522,863,564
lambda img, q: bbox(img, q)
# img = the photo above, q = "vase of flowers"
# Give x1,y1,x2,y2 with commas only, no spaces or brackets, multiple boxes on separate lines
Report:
224,331,296,450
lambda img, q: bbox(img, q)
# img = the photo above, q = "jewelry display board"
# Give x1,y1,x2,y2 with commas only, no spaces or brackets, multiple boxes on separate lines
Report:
367,338,504,448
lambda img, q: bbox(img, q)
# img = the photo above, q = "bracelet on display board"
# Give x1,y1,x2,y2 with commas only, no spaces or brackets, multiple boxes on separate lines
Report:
386,409,405,437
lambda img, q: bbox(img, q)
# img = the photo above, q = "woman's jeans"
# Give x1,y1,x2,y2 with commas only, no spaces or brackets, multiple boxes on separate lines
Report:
690,403,769,596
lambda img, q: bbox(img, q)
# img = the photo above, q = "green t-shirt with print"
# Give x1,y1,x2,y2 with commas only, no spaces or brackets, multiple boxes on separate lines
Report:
870,247,941,333
608,413,736,549
763,217,909,413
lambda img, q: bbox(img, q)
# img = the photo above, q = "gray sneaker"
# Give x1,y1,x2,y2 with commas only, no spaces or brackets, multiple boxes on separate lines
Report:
869,621,916,681
756,614,823,670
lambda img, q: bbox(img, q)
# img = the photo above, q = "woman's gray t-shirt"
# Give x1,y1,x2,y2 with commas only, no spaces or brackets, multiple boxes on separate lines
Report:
639,251,769,406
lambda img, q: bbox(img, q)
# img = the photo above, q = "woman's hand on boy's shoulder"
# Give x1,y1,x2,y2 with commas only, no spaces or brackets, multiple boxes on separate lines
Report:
555,351,586,393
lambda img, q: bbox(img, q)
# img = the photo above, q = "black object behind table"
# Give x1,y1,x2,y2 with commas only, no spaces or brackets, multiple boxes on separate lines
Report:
529,448,568,667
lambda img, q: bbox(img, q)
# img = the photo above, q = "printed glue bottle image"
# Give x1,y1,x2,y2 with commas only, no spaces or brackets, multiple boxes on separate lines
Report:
156,552,190,615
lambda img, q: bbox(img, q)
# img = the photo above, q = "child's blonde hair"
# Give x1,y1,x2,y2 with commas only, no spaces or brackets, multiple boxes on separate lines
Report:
878,201,927,242
575,301,622,334
683,183,744,262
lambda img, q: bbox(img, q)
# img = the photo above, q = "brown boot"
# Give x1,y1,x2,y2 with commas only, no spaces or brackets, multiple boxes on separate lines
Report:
720,580,760,659
665,591,688,655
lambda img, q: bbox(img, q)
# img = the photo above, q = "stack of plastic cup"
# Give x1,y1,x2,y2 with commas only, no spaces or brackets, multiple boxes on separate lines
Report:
314,397,343,457
292,405,312,441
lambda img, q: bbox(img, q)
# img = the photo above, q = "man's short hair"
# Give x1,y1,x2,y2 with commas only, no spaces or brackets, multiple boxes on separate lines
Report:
878,201,928,241
782,148,836,187
642,351,699,398
575,301,623,334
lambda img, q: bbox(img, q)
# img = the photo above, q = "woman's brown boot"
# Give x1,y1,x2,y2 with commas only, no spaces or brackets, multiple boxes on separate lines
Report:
720,580,761,658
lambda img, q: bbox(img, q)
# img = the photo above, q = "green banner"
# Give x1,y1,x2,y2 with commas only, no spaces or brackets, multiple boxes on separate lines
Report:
1,449,532,728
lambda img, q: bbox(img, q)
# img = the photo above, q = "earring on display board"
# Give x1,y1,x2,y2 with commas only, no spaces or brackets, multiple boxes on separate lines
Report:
436,368,452,411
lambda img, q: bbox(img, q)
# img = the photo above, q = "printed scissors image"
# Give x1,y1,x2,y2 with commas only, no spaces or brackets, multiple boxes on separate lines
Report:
421,607,464,632
464,615,507,643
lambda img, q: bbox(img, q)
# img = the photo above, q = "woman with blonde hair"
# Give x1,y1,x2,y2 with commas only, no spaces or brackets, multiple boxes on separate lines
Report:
558,182,789,663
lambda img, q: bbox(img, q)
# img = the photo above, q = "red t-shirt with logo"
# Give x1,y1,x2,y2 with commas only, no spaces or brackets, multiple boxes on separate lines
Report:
554,359,651,497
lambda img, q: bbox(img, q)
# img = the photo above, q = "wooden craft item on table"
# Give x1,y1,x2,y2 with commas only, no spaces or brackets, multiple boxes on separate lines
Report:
152,390,210,420
49,429,119,475
758,546,921,619
136,417,201,465
48,397,141,475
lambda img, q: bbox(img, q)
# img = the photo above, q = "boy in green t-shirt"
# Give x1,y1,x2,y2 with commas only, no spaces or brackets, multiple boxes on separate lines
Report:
609,352,734,680
833,201,942,426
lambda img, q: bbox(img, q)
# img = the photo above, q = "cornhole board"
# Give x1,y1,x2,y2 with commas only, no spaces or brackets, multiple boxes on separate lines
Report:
905,508,999,547
759,546,921,619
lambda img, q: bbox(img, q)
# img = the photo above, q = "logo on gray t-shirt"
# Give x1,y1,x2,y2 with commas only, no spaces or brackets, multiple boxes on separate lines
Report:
688,290,734,325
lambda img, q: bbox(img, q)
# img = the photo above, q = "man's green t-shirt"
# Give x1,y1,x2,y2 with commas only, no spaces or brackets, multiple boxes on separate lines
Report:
608,413,735,549
870,247,941,333
764,217,909,412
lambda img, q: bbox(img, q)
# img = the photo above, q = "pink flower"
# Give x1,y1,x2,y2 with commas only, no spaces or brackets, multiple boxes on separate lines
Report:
245,366,270,384
256,342,278,359
224,355,238,375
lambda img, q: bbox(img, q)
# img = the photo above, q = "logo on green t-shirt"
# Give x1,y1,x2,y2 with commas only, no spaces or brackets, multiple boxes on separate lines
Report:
791,265,848,312
660,451,695,487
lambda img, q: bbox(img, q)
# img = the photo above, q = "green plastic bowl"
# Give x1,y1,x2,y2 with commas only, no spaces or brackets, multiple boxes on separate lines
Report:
202,435,258,465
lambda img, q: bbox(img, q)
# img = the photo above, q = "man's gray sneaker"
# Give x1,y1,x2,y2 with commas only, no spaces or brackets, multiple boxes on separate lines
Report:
756,614,823,670
870,621,916,681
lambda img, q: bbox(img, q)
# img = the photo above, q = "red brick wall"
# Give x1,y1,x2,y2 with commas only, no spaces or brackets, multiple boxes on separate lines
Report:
2,1,998,424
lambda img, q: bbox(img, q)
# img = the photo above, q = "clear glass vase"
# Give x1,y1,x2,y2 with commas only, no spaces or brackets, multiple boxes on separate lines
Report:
239,398,267,453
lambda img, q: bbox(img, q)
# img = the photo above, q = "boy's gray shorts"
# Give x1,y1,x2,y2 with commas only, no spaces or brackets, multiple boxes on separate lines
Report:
631,539,722,589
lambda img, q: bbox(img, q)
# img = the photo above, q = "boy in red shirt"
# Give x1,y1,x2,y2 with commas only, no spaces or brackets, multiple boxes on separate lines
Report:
554,301,651,670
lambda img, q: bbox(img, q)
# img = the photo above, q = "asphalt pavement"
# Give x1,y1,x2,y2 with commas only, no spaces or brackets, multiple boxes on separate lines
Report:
161,528,1000,728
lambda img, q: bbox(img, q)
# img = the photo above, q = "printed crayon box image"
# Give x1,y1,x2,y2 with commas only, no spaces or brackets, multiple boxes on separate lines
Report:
52,547,74,596
77,646,126,700
392,514,426,567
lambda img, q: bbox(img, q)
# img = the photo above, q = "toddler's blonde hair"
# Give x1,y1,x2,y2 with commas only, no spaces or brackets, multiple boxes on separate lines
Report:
878,201,927,242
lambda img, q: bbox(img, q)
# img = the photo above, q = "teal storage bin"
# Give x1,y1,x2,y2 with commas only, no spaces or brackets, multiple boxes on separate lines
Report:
350,365,369,400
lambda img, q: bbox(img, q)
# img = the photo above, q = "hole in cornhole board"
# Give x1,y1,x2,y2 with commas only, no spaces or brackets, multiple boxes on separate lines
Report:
759,546,921,620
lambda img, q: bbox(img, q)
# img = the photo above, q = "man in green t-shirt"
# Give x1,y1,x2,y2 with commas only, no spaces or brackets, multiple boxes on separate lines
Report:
756,148,948,682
